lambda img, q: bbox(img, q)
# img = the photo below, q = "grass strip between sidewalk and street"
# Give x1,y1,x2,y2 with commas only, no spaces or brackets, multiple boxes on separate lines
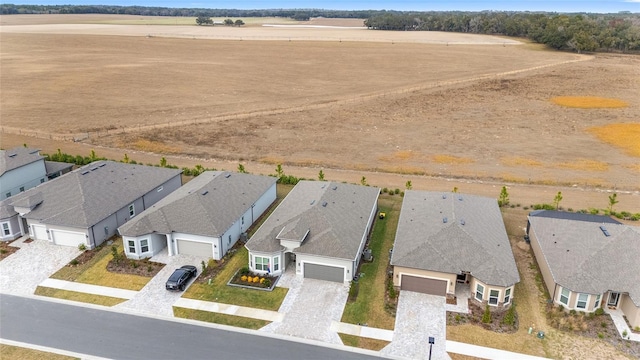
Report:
35,286,127,307
173,307,270,330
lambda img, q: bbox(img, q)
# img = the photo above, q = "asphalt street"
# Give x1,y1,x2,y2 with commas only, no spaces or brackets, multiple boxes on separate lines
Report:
0,294,385,360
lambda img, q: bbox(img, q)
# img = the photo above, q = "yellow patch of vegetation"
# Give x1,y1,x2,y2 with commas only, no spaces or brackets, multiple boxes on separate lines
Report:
378,150,420,163
259,156,286,165
131,139,181,154
498,173,529,184
555,159,609,172
501,157,543,167
587,123,640,157
35,286,126,306
0,344,75,360
550,96,628,109
432,155,474,165
379,165,426,176
625,164,640,172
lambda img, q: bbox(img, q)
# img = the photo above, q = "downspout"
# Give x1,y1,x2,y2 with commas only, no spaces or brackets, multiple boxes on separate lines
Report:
90,226,96,249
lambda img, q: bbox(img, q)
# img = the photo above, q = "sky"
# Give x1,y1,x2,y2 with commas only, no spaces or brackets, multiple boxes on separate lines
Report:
10,0,640,13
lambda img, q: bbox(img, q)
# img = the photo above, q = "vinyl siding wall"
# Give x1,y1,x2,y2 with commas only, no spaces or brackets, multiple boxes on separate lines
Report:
0,160,47,199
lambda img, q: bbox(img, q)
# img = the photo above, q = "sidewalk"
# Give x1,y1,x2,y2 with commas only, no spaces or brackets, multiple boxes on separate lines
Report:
39,278,138,299
605,307,640,342
175,298,284,322
446,341,551,360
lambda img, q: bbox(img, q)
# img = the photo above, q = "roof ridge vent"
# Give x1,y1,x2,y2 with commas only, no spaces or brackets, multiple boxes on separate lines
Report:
8,153,17,157
81,170,90,175
322,201,328,207
460,218,465,225
458,196,463,201
443,217,448,223
332,185,337,190
201,190,209,196
599,225,610,237
310,200,316,205
442,194,447,199
225,173,231,178
29,150,39,154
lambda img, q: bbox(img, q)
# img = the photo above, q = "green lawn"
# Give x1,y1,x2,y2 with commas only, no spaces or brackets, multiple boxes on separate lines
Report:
339,195,401,349
0,344,77,360
35,286,126,307
50,237,153,291
182,246,288,311
173,307,270,330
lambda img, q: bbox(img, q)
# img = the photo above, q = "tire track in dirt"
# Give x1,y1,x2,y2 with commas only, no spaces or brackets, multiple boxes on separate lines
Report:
0,53,593,142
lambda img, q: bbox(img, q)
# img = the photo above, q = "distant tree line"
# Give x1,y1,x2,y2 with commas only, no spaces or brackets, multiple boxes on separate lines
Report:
3,4,638,52
364,12,640,53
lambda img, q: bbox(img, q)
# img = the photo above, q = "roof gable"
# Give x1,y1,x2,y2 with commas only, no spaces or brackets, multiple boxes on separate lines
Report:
8,161,181,228
0,147,44,176
391,191,519,287
118,171,277,238
529,211,640,306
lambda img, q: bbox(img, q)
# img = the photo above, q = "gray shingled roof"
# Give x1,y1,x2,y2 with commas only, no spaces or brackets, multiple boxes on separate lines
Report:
118,171,277,238
0,200,16,219
391,191,519,287
0,147,44,176
8,161,181,228
528,210,640,306
45,161,73,176
246,181,380,260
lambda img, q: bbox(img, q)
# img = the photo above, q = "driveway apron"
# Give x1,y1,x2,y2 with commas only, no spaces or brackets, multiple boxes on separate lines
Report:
261,277,349,345
114,250,207,317
0,239,79,296
382,291,450,360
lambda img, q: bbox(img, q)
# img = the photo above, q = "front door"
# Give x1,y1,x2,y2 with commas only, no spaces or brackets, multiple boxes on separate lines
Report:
21,217,29,236
608,292,620,307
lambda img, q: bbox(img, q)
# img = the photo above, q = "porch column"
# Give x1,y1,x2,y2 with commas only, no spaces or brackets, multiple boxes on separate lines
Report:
166,233,174,256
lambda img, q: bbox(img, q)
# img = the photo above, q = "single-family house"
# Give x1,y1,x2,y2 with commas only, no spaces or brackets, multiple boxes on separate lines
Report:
0,161,181,248
527,210,640,328
118,171,277,260
391,191,519,307
0,147,71,199
245,181,379,283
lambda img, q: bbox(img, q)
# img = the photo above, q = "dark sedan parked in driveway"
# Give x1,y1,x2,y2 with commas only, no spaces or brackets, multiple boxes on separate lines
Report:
166,265,197,291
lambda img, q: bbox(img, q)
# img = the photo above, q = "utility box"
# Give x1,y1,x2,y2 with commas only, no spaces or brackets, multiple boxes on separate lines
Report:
363,248,373,262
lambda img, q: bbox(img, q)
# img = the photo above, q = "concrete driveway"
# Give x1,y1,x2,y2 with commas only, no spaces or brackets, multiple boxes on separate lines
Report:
114,249,207,317
261,271,349,344
0,238,79,296
381,291,450,360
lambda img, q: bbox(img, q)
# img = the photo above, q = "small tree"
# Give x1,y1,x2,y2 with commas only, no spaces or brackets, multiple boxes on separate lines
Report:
553,191,563,210
111,245,122,265
90,149,97,161
237,164,247,173
196,16,213,26
235,19,245,26
360,176,368,186
318,169,325,181
194,164,204,176
275,164,284,178
498,186,509,207
608,193,619,212
224,18,234,26
482,304,492,324
160,157,167,168
405,180,412,190
123,154,130,163
452,187,458,193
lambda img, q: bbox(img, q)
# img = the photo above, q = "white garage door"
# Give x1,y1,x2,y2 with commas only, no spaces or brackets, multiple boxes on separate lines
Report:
32,225,48,241
303,263,344,283
51,230,86,247
177,239,213,257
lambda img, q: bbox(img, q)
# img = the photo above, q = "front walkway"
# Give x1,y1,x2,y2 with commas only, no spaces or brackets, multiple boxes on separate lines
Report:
445,283,470,314
605,307,640,342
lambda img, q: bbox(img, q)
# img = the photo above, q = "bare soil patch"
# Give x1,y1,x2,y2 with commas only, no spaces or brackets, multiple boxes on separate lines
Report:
0,241,19,261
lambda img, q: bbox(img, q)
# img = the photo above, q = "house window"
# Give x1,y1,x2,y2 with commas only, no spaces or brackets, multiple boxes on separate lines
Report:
5,192,11,198
128,204,135,218
489,290,500,305
40,178,45,183
504,288,511,304
140,239,149,253
475,284,484,301
19,187,25,192
273,256,279,271
594,294,601,309
559,287,569,305
255,256,270,271
2,223,10,236
576,293,588,309
128,240,136,253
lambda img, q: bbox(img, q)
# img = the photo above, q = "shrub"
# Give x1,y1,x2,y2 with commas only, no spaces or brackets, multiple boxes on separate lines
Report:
78,243,87,251
570,309,577,316
482,304,492,324
147,265,153,272
382,187,388,193
70,259,79,266
131,260,139,268
240,266,250,275
601,321,608,328
594,307,604,316
502,303,517,326
598,332,604,339
201,260,207,273
253,276,259,283
622,329,628,337
111,245,122,264
635,326,640,332
455,314,462,323
263,279,271,288
260,278,265,284
394,188,400,194
241,275,247,282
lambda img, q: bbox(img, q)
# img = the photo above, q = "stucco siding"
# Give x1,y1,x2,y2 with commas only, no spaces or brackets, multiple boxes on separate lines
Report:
0,214,21,241
528,223,558,301
393,266,456,294
471,277,513,306
621,294,640,329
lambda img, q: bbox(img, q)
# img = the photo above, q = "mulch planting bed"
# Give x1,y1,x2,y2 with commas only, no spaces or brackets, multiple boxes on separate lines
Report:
447,300,518,334
0,241,19,260
106,258,165,277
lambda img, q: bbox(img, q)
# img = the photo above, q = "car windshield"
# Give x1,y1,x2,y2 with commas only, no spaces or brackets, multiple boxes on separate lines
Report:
168,270,184,282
